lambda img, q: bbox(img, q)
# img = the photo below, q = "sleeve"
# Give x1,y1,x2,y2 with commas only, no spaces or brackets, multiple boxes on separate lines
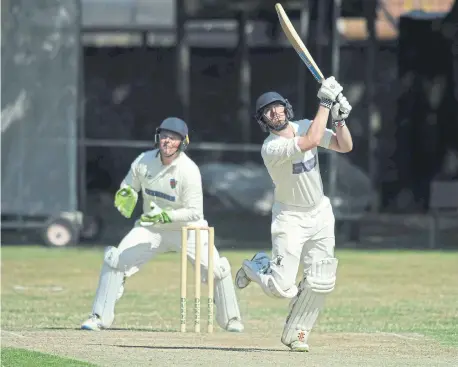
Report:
303,119,334,150
167,164,204,223
262,137,303,166
120,153,144,192
319,128,335,149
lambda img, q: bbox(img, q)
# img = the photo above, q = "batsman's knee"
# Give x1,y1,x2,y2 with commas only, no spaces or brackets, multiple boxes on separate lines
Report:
271,273,297,293
269,260,298,293
303,257,338,294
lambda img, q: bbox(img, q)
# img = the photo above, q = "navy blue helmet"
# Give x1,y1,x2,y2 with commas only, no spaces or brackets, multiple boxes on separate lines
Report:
254,92,294,132
155,117,190,151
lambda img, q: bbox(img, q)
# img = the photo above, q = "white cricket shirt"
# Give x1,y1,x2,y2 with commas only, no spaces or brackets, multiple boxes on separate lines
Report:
121,149,204,227
261,119,334,208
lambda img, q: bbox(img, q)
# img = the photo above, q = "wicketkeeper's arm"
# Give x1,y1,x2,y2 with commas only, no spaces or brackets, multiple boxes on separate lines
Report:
121,153,144,192
114,154,144,218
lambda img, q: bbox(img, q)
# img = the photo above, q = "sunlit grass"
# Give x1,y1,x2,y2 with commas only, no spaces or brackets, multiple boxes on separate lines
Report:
1,246,457,346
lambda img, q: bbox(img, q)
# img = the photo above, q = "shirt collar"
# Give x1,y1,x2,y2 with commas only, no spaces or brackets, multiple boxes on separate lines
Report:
155,149,183,169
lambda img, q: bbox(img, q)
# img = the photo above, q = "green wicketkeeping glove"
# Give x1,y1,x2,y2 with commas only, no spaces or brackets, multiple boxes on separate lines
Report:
114,187,138,218
140,205,172,225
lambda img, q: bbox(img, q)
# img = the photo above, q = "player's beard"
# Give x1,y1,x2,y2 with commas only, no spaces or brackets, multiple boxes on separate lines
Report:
266,113,288,131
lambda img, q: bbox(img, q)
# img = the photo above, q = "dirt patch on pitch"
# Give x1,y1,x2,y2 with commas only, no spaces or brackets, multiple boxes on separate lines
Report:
2,330,456,367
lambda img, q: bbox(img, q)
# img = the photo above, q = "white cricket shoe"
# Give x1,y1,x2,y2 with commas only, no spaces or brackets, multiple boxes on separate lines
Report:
235,267,251,289
235,253,269,289
288,340,309,352
226,318,244,332
81,315,104,331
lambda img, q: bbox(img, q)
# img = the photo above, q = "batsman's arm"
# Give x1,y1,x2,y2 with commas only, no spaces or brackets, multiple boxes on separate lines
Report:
326,94,353,153
317,125,353,153
296,106,331,151
328,125,353,153
297,75,344,151
261,106,330,166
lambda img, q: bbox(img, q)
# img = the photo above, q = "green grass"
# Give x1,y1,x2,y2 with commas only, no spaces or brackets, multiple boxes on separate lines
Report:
1,347,97,366
1,246,457,346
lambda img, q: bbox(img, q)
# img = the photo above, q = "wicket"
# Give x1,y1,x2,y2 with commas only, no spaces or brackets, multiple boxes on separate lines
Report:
180,226,215,333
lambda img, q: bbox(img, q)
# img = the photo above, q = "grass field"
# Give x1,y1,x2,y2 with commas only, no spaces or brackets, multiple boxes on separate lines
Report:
1,348,97,367
1,246,457,366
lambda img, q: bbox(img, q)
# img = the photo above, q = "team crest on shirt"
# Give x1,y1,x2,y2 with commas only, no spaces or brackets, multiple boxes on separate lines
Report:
170,178,177,189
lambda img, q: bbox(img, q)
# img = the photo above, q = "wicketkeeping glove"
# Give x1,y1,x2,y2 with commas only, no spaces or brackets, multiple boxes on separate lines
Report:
114,187,138,218
140,204,172,225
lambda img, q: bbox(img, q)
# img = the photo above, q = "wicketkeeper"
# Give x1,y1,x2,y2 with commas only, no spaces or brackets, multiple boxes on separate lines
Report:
81,117,244,332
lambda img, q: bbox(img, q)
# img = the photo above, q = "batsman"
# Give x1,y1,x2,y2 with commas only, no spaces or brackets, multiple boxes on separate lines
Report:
235,77,353,351
81,117,244,333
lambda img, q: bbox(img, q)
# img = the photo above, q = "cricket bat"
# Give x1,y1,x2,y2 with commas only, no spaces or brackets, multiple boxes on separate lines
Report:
275,2,347,112
275,3,325,83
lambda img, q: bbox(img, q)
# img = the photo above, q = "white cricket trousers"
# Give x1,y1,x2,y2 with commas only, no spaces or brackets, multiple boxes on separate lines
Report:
269,196,336,290
89,219,243,330
117,220,220,278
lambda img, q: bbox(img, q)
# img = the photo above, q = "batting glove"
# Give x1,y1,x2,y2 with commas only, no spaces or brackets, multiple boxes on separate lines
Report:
317,76,344,109
331,94,352,127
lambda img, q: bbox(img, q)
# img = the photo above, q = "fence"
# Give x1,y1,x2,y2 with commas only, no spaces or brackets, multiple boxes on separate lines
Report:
1,0,82,228
2,0,456,248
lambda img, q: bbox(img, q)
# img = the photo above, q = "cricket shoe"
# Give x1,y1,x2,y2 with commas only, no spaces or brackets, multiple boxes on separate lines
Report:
235,252,269,289
226,318,244,332
235,267,251,289
81,314,104,331
288,340,309,352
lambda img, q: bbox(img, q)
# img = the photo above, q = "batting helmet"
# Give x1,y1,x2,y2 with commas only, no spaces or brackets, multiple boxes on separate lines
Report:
254,92,294,132
155,117,190,151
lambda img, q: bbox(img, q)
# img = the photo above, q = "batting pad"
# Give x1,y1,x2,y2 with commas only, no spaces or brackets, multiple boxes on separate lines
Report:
281,257,338,346
305,257,338,293
281,287,325,346
214,257,242,329
92,247,125,328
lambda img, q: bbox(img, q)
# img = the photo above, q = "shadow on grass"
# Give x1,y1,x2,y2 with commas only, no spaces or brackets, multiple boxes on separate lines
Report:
113,344,287,353
42,327,180,332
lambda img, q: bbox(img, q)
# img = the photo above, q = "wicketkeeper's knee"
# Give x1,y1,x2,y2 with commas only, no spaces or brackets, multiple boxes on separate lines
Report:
201,256,232,283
